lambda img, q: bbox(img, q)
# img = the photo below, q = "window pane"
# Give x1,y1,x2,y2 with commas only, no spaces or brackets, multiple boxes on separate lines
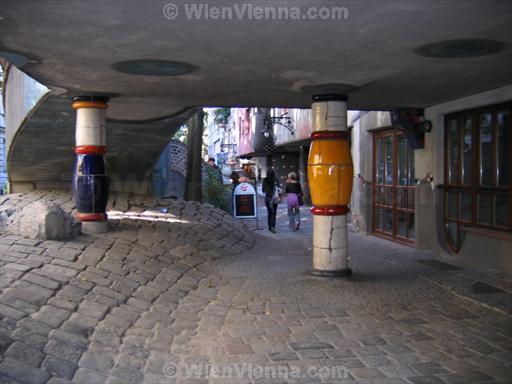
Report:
385,209,393,232
397,188,406,209
398,135,407,186
477,193,492,225
375,187,384,204
385,136,393,185
462,117,472,185
385,187,393,206
377,207,384,230
447,191,458,219
496,111,509,186
395,188,410,209
397,212,407,237
447,222,458,249
495,194,509,228
461,192,472,221
480,113,492,186
448,119,459,185
377,138,384,184
408,214,415,239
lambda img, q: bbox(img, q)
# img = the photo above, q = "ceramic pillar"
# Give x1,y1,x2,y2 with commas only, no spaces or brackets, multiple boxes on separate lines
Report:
72,96,109,230
308,95,353,277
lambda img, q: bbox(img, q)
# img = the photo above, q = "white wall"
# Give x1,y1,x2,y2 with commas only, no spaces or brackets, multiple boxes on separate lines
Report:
4,66,48,150
349,111,391,234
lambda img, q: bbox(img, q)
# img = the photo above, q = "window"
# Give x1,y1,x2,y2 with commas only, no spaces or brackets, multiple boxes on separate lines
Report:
445,103,511,251
373,130,415,244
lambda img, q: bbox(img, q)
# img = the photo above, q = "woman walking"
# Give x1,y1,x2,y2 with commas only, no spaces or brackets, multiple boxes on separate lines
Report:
285,172,303,231
262,168,280,233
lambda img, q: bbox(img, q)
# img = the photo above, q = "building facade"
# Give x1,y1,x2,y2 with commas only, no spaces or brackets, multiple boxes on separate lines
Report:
233,107,313,201
206,108,238,168
228,87,511,272
350,86,512,272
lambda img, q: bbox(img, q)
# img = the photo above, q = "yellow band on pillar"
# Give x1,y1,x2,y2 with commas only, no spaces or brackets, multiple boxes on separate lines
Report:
72,101,109,110
308,139,354,207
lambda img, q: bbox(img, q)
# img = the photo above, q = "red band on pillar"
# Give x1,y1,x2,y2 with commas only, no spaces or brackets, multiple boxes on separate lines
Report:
311,131,348,140
75,146,107,155
311,206,349,216
75,212,107,222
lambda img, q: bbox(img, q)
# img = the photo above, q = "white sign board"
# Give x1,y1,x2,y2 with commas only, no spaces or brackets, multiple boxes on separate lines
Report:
233,182,257,219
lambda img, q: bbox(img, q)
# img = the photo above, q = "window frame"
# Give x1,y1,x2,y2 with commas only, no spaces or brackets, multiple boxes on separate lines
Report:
372,129,416,245
444,102,512,252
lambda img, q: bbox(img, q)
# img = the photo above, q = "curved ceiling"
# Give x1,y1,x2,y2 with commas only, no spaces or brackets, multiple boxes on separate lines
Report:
0,0,511,121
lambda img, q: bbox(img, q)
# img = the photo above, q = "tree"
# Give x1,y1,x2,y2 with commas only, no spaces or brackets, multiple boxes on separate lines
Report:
213,108,230,124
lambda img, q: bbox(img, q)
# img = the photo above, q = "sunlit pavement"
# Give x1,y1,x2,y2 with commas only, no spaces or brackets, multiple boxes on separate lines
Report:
244,197,313,244
0,191,511,384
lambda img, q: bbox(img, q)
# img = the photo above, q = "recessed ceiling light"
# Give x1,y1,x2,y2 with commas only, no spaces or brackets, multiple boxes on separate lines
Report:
414,39,507,58
301,83,356,97
68,91,120,100
72,95,111,103
111,59,198,76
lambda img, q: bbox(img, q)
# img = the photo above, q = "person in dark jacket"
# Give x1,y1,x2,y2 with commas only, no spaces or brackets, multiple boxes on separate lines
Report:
285,172,303,231
231,171,240,191
207,158,223,184
262,168,279,233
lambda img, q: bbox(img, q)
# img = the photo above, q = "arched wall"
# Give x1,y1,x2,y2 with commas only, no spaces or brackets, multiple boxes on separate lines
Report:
4,66,198,194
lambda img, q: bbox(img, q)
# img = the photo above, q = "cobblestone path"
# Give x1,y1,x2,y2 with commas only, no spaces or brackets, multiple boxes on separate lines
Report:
172,231,512,384
0,192,511,384
0,192,254,384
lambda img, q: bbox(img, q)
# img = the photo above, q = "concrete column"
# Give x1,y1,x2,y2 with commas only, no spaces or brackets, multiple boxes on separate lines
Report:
72,96,109,234
308,95,353,277
185,111,204,202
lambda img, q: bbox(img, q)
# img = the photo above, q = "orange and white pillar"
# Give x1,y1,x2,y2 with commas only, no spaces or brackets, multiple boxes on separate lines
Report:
308,95,353,277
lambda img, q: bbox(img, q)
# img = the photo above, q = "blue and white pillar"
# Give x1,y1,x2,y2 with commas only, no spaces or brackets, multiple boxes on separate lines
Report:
72,96,109,233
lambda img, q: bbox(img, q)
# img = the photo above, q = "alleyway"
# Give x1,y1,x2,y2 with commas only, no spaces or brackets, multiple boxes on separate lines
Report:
0,192,511,384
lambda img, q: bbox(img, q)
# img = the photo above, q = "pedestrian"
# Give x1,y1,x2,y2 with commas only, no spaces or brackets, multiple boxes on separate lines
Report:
285,172,303,231
262,168,280,233
207,157,223,184
230,171,240,191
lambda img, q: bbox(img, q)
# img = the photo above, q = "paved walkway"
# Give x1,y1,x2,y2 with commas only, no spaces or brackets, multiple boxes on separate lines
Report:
0,192,511,384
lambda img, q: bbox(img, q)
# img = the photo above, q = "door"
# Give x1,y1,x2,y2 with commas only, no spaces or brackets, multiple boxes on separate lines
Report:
373,130,416,244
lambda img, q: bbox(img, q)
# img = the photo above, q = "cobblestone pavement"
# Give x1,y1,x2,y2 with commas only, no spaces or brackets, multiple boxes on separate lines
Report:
0,192,511,384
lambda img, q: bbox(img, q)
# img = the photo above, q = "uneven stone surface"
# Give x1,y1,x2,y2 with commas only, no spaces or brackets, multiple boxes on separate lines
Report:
0,191,510,384
0,191,254,384
6,200,78,241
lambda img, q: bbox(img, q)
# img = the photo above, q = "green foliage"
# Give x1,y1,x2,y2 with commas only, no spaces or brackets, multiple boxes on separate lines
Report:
173,124,188,144
213,108,231,124
203,166,231,213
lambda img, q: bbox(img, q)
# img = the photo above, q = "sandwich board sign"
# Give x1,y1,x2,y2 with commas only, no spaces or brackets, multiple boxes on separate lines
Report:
233,182,257,219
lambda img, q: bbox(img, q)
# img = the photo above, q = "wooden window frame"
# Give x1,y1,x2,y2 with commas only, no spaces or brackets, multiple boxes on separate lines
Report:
372,129,416,245
444,102,512,252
